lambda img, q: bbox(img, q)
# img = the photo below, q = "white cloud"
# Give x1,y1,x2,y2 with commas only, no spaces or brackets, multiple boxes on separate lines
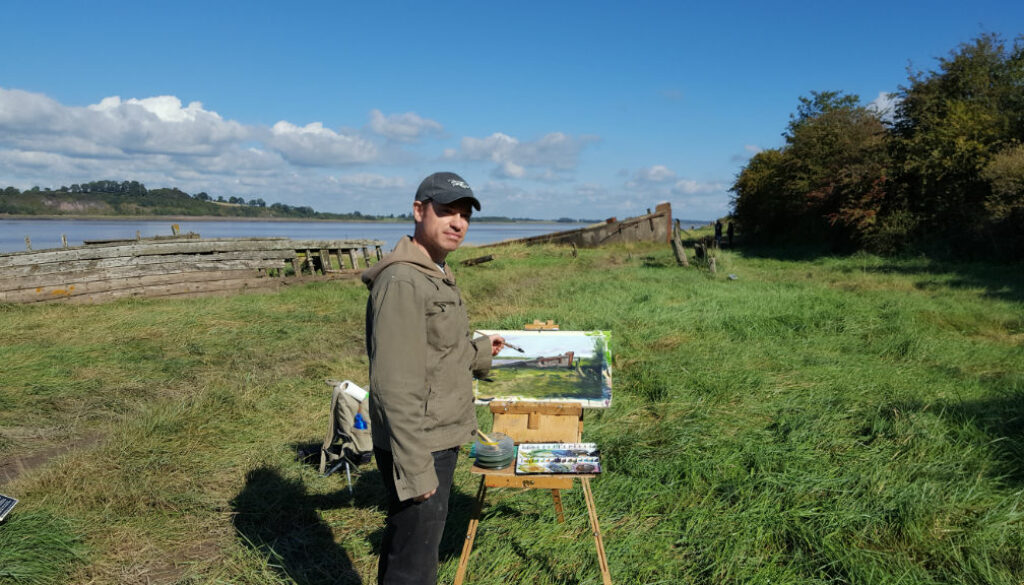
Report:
617,164,728,220
267,121,378,166
367,109,442,142
671,178,726,195
0,87,250,157
452,131,598,180
633,165,677,183
868,91,900,123
744,144,762,154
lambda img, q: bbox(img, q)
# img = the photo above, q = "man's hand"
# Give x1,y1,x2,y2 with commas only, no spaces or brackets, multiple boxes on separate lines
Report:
413,488,437,502
488,334,505,356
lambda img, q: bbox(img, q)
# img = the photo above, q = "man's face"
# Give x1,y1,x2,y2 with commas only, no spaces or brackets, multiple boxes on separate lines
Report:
413,198,473,262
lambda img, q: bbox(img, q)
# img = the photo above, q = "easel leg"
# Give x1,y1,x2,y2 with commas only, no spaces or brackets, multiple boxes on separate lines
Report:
581,478,612,585
551,489,565,523
454,476,487,585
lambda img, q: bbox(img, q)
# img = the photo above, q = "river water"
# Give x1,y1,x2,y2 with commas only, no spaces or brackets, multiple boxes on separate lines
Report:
0,218,577,254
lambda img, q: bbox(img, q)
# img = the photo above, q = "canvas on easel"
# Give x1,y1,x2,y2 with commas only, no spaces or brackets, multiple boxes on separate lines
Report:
474,330,612,408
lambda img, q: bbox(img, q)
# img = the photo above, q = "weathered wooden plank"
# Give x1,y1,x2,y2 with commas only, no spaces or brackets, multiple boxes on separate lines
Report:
280,239,384,249
0,258,290,292
460,254,494,267
60,275,285,305
0,238,383,268
0,250,296,279
0,241,286,267
0,268,268,303
348,249,359,270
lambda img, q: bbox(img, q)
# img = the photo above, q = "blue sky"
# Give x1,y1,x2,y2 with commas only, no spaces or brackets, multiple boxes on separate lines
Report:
1,1,1021,221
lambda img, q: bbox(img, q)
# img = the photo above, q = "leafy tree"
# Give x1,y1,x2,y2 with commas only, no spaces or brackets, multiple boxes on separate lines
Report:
731,91,889,249
891,33,1024,253
730,149,793,240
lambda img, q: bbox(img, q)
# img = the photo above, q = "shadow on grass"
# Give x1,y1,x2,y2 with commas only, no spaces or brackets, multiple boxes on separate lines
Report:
232,466,372,585
234,447,490,584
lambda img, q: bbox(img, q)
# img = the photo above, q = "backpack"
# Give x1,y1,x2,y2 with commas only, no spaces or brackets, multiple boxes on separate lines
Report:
321,380,373,490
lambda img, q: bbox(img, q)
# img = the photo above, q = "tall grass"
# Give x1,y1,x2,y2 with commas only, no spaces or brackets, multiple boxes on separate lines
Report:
0,242,1021,584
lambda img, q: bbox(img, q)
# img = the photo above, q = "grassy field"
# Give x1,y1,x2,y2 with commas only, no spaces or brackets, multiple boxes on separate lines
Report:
1,239,1022,584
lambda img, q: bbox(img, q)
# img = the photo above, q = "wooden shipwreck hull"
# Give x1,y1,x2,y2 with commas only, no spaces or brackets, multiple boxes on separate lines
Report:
0,237,385,304
483,202,673,248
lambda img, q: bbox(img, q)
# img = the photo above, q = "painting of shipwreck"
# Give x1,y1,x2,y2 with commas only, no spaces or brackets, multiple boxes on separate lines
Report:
474,330,612,408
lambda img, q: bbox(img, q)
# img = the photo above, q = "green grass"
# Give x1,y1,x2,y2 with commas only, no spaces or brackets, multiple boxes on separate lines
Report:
0,241,1022,584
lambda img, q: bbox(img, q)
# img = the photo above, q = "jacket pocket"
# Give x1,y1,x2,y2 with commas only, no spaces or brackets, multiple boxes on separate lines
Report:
426,299,463,350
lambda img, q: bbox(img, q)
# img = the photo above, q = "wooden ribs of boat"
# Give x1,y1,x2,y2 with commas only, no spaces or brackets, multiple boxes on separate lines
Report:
0,237,385,304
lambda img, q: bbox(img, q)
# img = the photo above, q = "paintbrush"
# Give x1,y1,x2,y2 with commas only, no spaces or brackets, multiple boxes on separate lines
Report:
474,331,526,353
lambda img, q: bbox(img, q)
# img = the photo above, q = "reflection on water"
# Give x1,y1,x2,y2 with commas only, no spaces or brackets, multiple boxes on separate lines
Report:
0,218,573,254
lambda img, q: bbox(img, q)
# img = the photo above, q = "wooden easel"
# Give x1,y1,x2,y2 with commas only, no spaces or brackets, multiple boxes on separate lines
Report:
454,400,612,585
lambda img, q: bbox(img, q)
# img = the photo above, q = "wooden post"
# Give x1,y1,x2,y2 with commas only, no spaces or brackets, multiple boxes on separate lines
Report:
460,254,494,267
671,227,689,267
136,230,142,241
319,249,330,273
348,249,360,270
376,245,383,261
61,234,68,249
709,256,717,274
362,247,372,267
171,224,180,236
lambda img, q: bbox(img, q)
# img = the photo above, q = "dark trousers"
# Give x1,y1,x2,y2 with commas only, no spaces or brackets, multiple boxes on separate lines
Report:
375,446,459,585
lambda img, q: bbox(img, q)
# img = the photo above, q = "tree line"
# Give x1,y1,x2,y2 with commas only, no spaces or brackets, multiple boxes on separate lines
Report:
0,181,378,220
730,33,1024,259
1,182,570,223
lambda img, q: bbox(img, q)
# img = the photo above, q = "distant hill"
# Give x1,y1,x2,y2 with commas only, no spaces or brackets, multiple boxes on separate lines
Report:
0,180,585,222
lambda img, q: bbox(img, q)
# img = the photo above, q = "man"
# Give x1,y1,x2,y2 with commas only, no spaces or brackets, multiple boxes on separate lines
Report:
362,172,504,585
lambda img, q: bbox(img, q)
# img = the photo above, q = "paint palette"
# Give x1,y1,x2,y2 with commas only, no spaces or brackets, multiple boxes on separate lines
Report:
472,432,516,470
515,443,601,475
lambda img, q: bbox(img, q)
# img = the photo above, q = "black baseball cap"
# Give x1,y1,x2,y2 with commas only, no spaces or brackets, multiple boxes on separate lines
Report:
414,172,481,211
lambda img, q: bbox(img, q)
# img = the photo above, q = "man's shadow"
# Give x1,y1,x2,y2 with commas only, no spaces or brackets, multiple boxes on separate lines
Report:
231,449,483,585
231,465,381,585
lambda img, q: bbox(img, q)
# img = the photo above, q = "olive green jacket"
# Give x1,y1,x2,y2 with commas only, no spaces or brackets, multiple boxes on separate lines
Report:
362,236,491,501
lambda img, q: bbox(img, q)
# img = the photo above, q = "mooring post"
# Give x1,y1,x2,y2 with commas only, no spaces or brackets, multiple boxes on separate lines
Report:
61,234,68,248
671,226,689,267
25,236,31,251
